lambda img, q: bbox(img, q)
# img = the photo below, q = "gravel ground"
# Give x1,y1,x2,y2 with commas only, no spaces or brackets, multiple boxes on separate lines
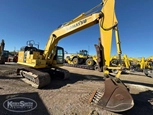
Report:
0,64,153,115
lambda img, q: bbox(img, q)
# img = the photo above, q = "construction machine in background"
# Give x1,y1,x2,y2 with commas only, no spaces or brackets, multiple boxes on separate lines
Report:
109,54,135,73
65,52,131,73
121,55,153,73
65,49,96,66
3,50,9,62
122,55,144,72
0,39,17,63
143,56,153,78
110,54,153,78
125,55,153,77
16,0,134,112
0,39,6,64
109,54,144,72
65,50,127,72
145,56,153,69
7,53,18,62
64,49,99,71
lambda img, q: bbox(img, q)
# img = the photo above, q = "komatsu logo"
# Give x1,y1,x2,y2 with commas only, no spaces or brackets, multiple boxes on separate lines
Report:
66,19,87,30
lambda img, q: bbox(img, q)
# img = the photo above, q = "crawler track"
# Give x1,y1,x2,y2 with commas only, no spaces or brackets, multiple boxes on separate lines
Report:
17,67,51,88
0,64,69,89
17,66,70,88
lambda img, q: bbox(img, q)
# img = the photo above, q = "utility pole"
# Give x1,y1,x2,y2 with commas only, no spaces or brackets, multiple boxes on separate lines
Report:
14,47,16,55
88,45,90,54
37,42,39,49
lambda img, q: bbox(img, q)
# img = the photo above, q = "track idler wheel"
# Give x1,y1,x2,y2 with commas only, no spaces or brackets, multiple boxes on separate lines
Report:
89,78,134,112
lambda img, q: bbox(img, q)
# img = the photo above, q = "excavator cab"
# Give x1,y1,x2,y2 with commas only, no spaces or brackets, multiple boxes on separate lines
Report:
52,46,65,65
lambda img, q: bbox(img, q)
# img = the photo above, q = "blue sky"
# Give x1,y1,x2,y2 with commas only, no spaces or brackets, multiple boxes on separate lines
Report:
0,0,153,57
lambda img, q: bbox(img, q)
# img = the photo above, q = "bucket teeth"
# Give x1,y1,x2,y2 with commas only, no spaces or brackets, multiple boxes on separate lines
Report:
92,99,99,104
95,92,103,96
93,97,100,101
89,91,104,104
94,94,102,99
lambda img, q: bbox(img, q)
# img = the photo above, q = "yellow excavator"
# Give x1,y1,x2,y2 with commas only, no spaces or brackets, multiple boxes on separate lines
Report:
122,55,153,77
109,54,145,72
143,56,153,78
16,0,134,112
121,55,144,72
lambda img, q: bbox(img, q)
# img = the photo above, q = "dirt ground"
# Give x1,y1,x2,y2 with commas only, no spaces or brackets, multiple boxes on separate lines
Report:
0,63,153,115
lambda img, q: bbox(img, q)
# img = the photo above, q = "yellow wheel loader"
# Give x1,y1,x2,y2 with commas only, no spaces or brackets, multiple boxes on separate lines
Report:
86,55,98,66
65,49,97,66
16,0,134,112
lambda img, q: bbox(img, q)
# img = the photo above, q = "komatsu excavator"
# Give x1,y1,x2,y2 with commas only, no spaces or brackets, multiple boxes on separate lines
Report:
16,0,134,112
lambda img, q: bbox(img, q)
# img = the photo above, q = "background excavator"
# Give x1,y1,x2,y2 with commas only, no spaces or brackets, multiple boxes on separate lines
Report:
0,39,18,63
110,54,153,78
0,39,6,64
16,0,134,112
122,55,153,77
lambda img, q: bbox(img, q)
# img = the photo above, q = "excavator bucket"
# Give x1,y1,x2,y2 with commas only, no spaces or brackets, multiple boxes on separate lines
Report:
89,77,134,112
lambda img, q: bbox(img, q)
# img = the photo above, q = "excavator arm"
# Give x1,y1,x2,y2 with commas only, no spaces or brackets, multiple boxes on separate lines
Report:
43,13,101,62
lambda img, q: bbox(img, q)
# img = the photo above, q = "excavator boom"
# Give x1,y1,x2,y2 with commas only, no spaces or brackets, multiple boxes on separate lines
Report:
43,13,101,61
